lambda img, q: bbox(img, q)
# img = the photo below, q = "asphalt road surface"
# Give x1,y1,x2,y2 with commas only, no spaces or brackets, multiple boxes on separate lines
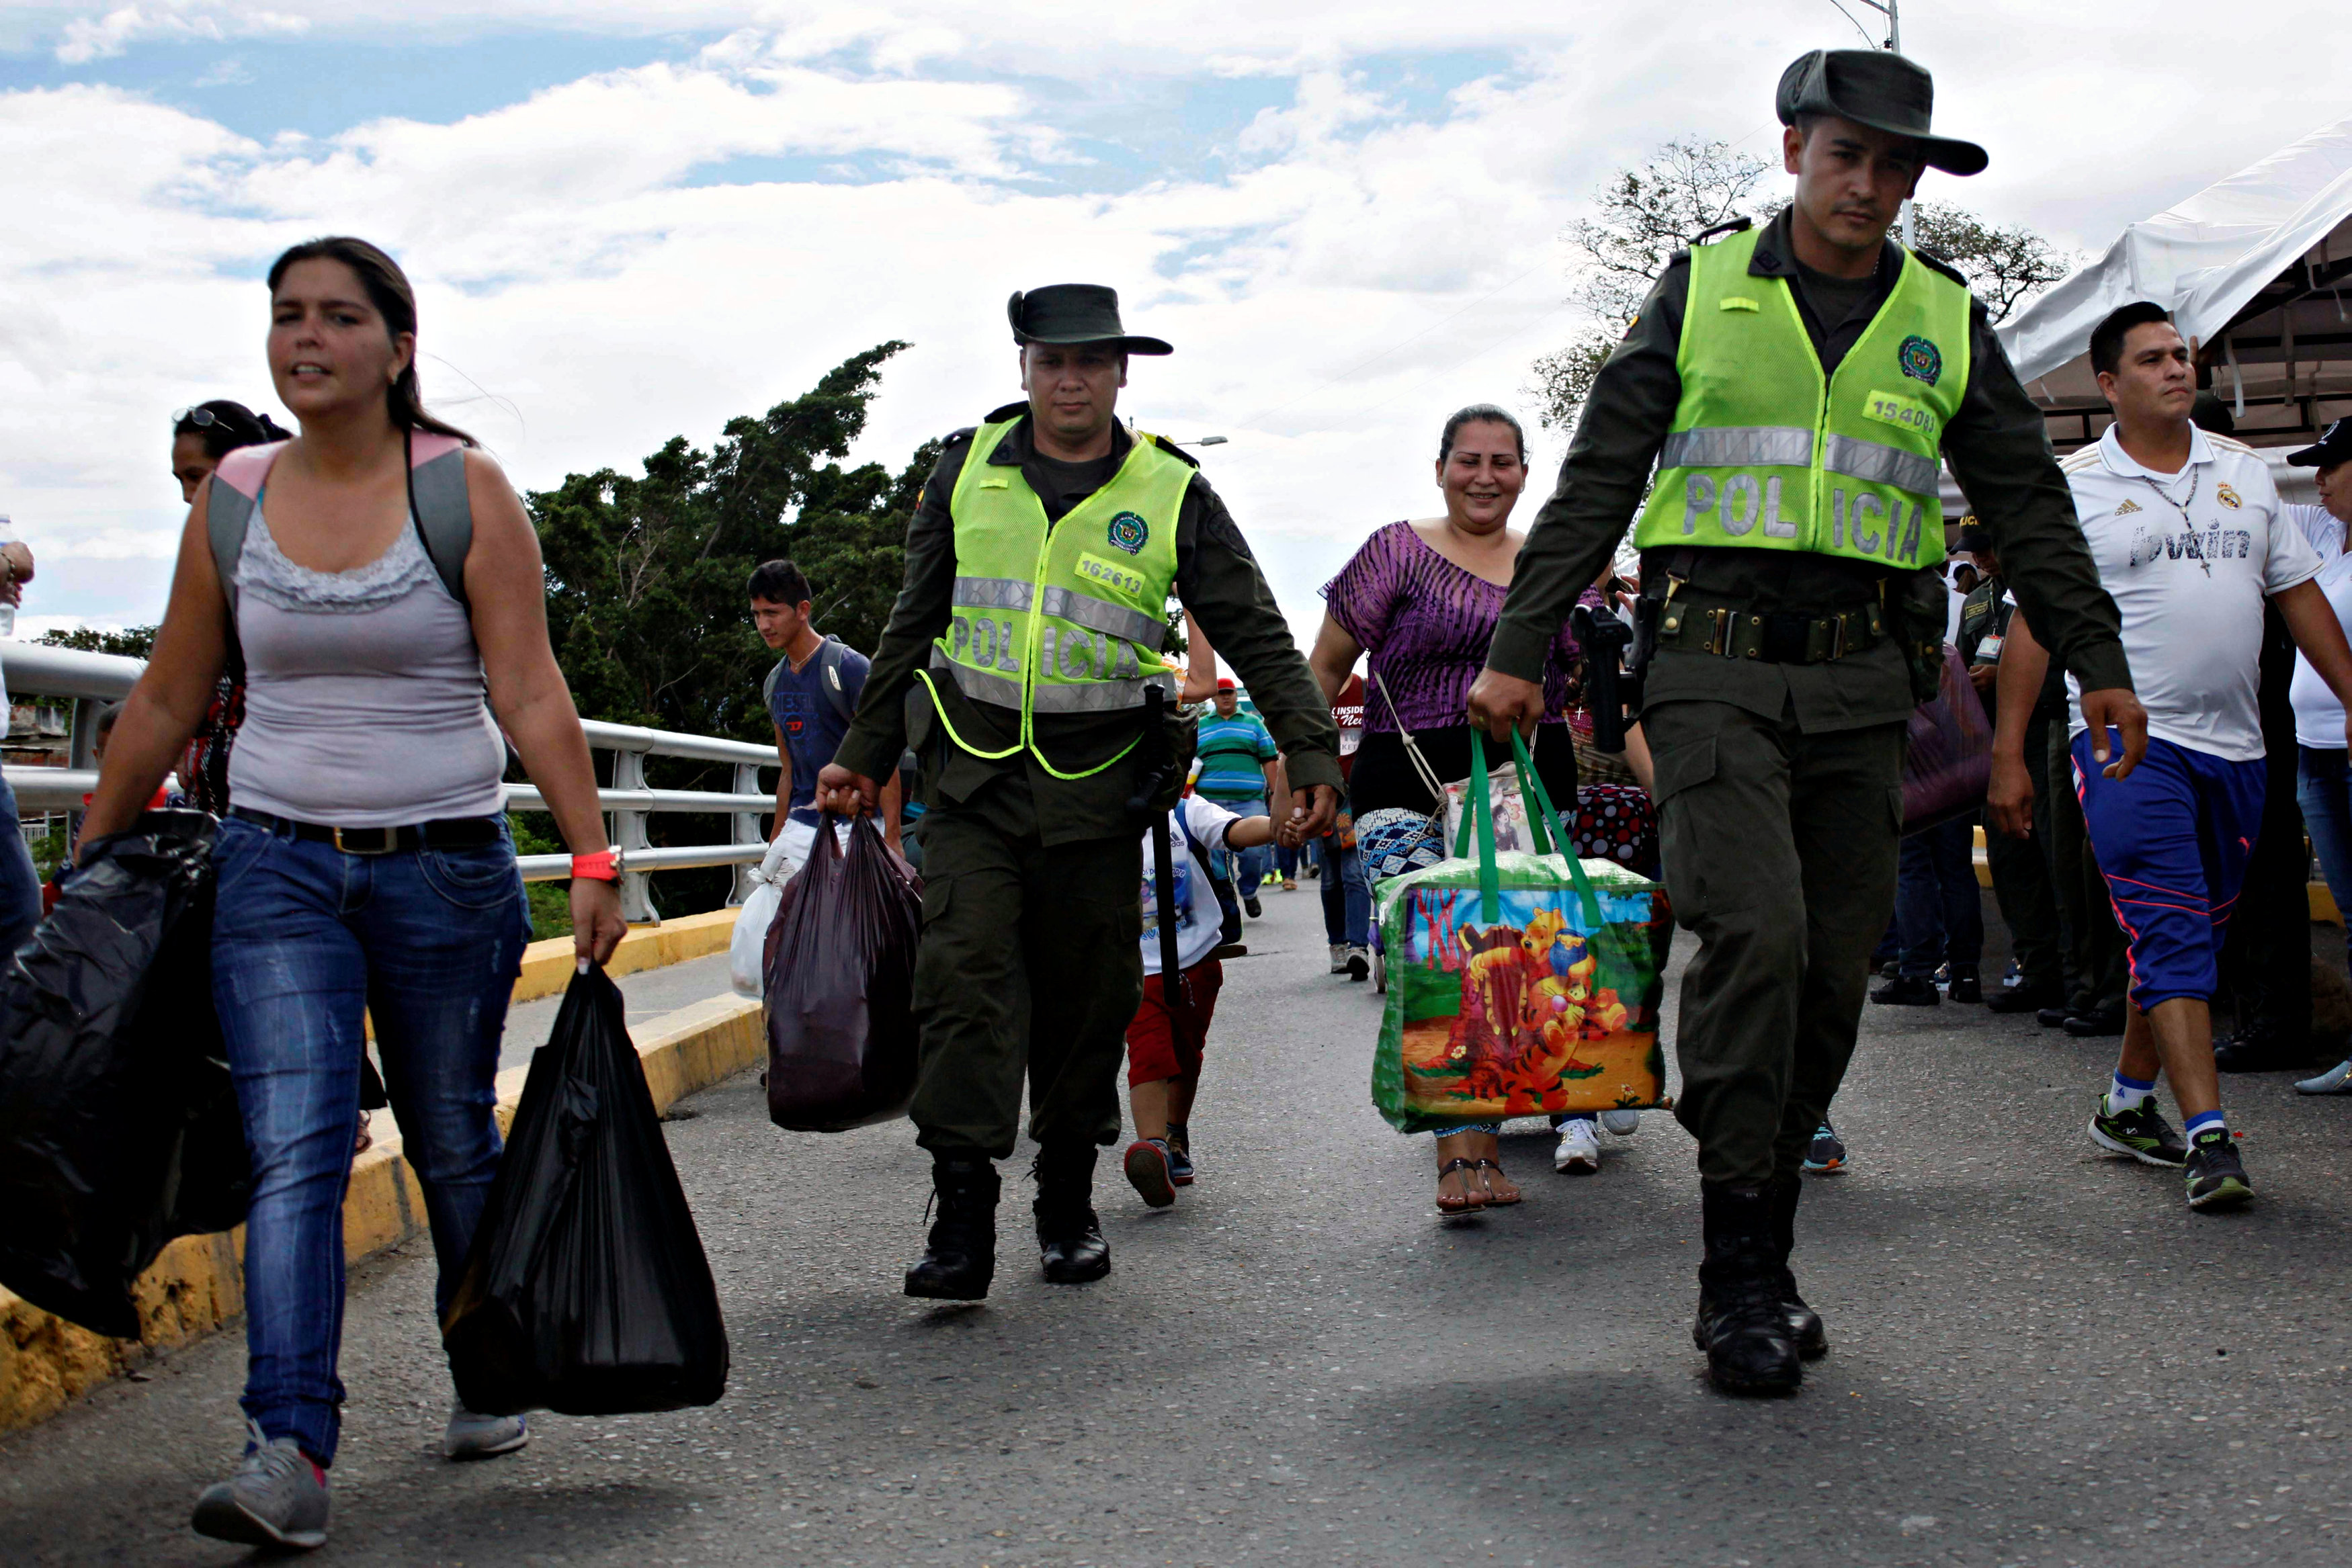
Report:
7,885,2352,1567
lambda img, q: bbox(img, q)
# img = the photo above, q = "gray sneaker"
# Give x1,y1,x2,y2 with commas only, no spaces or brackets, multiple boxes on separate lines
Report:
191,1420,329,1550
444,1404,530,1461
1599,1109,1641,1137
1327,943,1351,975
2296,1059,2352,1095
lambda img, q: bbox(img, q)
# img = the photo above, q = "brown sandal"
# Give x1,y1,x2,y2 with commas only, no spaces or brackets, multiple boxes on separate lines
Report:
1435,1157,1488,1215
1474,1158,1521,1206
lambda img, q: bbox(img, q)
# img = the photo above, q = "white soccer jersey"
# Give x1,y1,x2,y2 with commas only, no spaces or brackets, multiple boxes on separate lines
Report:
2060,424,2321,763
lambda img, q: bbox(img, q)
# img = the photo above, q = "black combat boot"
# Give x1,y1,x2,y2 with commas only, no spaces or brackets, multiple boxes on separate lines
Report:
1765,1173,1829,1360
1033,1144,1111,1284
1691,1184,1804,1395
904,1157,999,1301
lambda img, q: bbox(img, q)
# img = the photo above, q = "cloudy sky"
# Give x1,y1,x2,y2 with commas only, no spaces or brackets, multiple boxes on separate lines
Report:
0,1,2343,645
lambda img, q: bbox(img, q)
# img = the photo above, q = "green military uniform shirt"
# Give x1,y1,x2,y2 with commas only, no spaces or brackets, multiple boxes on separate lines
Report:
835,404,1341,841
1488,210,2130,721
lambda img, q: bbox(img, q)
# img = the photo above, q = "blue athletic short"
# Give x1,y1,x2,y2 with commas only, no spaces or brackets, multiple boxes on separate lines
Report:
2071,730,2266,1011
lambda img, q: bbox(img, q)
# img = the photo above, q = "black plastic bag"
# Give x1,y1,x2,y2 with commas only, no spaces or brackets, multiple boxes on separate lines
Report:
763,812,922,1132
0,810,249,1338
441,965,728,1416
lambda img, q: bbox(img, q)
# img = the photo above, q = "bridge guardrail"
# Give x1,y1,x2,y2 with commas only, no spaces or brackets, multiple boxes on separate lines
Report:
0,643,774,921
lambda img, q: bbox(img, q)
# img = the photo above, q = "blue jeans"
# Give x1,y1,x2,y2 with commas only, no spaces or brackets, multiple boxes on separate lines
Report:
1208,795,1270,899
2302,746,2352,973
1314,832,1370,947
212,815,529,1464
1895,816,1983,980
0,772,42,961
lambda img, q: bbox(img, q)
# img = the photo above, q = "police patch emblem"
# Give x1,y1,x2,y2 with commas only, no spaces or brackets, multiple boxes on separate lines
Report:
1107,511,1148,556
2216,483,2242,510
1898,335,1943,386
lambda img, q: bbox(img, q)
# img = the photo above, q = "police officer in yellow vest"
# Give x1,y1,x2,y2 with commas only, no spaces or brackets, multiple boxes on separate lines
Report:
816,285,1341,1301
1468,51,2148,1394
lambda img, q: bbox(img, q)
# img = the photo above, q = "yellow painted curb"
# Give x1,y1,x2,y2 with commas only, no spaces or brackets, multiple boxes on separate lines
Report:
510,907,741,1005
0,990,765,1434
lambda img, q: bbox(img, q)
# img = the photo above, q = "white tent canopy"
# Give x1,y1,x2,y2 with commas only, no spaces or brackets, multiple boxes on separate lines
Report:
1997,114,2352,473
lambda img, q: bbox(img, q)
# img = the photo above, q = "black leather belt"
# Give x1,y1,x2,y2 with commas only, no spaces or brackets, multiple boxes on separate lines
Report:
1653,591,1886,664
230,807,504,855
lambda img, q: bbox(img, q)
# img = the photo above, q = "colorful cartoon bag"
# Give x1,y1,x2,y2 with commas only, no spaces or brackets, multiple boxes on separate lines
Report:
1371,731,1673,1133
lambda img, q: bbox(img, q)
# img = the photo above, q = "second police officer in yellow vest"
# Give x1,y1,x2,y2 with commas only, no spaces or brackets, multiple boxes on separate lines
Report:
1469,49,2149,1394
818,285,1341,1300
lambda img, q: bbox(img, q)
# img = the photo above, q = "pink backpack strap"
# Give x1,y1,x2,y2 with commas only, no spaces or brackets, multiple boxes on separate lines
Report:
407,430,463,468
210,439,288,500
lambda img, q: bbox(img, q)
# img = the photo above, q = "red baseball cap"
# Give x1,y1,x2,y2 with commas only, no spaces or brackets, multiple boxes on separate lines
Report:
1216,677,1236,691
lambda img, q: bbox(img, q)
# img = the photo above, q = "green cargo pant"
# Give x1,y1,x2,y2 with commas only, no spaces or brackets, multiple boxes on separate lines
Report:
907,808,1143,1160
1645,699,1907,1188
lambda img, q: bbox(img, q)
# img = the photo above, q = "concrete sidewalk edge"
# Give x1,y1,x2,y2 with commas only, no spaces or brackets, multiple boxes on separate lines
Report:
0,990,765,1433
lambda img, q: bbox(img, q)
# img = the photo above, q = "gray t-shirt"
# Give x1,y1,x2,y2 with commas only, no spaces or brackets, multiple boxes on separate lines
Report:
227,505,505,826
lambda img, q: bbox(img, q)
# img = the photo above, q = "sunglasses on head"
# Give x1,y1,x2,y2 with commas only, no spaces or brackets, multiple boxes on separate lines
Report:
173,406,257,433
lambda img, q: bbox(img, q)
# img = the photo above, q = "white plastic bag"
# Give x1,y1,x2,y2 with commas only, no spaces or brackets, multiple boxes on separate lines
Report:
728,837,796,998
728,880,782,998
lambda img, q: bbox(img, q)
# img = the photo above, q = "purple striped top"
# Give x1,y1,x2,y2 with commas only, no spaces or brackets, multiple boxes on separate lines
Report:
1322,521,1582,736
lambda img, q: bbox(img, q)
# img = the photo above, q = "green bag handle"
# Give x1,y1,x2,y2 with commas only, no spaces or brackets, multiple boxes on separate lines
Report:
1509,729,1605,929
1451,730,1503,925
1448,729,1605,928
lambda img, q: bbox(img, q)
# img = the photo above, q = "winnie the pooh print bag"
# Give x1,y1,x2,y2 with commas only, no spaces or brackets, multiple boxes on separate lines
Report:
1370,731,1672,1134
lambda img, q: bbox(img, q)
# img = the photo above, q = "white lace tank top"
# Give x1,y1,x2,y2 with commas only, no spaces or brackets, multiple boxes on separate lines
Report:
226,501,507,826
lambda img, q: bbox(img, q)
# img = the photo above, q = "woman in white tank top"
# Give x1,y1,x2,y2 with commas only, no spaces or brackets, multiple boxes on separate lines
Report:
83,237,624,1551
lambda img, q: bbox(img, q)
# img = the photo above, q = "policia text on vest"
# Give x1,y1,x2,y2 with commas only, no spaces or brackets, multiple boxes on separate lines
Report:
1635,226,1968,568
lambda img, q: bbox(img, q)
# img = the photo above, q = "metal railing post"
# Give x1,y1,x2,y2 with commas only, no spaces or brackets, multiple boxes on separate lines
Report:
610,748,658,924
730,761,765,906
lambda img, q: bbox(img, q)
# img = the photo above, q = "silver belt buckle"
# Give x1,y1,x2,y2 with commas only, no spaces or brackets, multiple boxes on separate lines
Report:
333,825,398,855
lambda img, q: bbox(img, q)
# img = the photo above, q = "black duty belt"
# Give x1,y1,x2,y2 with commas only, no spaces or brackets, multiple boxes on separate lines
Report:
230,807,505,855
1653,591,1886,664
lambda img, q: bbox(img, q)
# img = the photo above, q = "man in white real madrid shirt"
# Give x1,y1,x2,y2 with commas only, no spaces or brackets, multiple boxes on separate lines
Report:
1988,302,2352,1210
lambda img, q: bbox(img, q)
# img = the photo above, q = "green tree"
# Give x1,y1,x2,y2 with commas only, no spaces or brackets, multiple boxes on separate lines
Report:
528,343,934,914
37,624,157,658
1529,137,2074,437
531,341,927,746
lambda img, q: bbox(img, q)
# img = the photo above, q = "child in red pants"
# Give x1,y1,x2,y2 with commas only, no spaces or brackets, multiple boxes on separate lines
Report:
1124,794,1272,1207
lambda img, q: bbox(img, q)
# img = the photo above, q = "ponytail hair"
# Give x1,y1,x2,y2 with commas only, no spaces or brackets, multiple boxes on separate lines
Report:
265,236,476,446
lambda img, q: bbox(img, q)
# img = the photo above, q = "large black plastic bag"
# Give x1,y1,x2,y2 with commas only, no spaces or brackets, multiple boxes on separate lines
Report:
763,812,922,1132
0,810,249,1338
442,965,727,1415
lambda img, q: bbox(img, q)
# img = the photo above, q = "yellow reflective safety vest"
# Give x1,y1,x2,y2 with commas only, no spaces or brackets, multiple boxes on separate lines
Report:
1632,225,1972,568
917,415,1188,779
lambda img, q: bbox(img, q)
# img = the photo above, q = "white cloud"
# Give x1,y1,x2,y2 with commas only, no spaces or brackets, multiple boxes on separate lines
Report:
5,0,2351,641
56,1,306,63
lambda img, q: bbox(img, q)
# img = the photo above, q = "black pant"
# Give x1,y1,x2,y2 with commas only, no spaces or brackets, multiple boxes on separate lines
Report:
2219,736,2311,1036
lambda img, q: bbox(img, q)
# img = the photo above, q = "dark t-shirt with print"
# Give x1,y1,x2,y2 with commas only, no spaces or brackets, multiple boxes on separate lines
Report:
765,638,870,826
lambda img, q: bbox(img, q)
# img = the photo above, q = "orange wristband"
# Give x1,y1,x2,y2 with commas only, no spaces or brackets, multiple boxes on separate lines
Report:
570,848,620,882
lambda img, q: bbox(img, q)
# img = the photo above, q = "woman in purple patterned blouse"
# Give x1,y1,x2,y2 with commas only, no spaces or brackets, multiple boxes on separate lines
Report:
1308,404,1633,1215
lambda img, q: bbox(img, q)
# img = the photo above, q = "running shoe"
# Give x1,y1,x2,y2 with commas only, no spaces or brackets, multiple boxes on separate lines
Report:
2087,1099,2187,1168
1554,1117,1601,1173
1244,896,1263,918
1801,1123,1847,1174
2296,1059,2352,1095
192,1422,329,1551
2182,1127,2253,1210
1327,943,1350,975
1165,1138,1195,1186
1345,945,1370,982
1123,1138,1176,1208
444,1406,528,1461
